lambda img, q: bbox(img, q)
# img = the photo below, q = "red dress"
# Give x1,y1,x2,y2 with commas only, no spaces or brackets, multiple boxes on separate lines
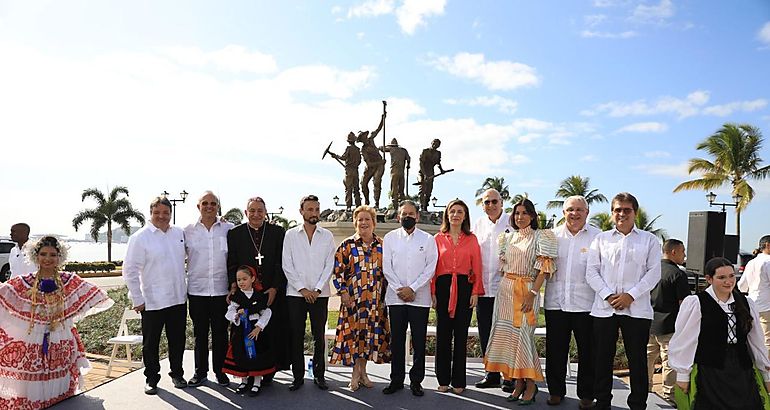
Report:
0,273,113,410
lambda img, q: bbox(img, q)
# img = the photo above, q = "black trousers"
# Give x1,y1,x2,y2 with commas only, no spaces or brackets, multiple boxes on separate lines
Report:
435,274,473,388
476,296,500,383
286,296,328,381
545,309,594,400
188,295,228,377
388,304,429,385
141,303,187,385
593,314,651,410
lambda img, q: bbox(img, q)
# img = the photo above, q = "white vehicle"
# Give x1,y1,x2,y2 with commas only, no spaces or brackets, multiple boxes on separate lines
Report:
0,240,15,282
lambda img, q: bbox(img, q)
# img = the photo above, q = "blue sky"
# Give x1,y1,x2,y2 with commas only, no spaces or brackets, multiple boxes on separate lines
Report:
1,0,769,251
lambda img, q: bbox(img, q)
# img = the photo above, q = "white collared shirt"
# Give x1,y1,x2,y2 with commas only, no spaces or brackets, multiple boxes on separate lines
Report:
473,212,511,298
669,286,770,382
8,244,36,279
737,253,770,312
282,224,336,297
545,224,601,312
184,218,234,297
382,227,438,308
586,226,662,319
122,224,187,311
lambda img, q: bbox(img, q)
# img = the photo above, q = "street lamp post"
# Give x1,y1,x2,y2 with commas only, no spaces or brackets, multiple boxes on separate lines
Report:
161,190,188,225
267,206,284,223
430,197,447,209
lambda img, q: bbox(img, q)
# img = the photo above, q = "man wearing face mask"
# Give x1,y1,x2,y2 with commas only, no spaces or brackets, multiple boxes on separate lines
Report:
381,200,438,396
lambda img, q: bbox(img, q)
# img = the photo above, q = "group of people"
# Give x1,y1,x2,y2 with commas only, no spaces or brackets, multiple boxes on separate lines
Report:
2,189,770,410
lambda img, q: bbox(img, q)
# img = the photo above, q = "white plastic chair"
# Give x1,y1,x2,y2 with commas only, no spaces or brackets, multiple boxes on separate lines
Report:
106,308,143,377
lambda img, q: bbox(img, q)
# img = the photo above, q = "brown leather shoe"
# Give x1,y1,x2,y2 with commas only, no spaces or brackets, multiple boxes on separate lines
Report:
578,399,596,409
546,395,562,405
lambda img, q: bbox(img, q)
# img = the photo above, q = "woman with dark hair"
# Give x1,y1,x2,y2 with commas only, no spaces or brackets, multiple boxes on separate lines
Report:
484,199,557,405
669,257,770,409
0,236,113,409
432,199,484,394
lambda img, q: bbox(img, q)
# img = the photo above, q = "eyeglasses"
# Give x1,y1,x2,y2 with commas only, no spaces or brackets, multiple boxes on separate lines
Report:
200,201,218,206
612,207,634,215
483,199,499,205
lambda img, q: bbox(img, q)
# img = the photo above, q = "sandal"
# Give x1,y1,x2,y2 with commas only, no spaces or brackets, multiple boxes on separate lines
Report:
437,385,451,393
452,387,464,394
248,385,260,397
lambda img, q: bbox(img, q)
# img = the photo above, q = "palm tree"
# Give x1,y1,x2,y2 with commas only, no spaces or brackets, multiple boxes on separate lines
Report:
271,215,298,230
508,192,530,214
475,177,511,206
590,212,614,231
547,175,608,210
673,123,770,239
223,208,243,225
635,207,667,241
72,186,145,262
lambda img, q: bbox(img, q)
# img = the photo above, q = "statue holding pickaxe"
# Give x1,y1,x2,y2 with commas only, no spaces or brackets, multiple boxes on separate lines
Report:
322,134,361,210
416,139,454,211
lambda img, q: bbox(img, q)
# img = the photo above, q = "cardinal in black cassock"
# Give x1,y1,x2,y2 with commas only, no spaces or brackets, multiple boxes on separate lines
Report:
227,201,290,381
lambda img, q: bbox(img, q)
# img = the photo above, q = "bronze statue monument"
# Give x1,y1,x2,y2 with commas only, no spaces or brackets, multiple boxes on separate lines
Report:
358,113,386,209
381,138,411,211
324,133,362,210
416,139,453,211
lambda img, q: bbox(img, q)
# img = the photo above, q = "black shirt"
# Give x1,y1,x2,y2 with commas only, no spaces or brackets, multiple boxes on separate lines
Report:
650,259,691,335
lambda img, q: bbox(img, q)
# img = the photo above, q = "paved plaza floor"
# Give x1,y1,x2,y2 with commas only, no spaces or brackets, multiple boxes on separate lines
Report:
52,351,674,409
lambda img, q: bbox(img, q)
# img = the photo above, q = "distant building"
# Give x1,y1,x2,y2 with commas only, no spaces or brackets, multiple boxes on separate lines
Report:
85,226,141,243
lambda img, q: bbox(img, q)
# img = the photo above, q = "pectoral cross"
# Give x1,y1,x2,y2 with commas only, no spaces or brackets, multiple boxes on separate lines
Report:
255,252,264,266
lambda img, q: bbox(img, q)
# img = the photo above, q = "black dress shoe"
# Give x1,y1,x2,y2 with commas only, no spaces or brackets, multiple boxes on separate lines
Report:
382,383,404,394
475,377,502,388
144,383,158,395
187,374,207,387
410,383,424,397
236,382,250,394
216,373,230,387
262,374,274,386
314,377,329,390
289,379,304,391
171,377,188,389
502,380,515,393
547,395,563,405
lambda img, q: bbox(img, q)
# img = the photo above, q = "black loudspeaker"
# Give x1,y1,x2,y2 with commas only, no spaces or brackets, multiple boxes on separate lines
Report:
686,211,726,274
723,234,739,264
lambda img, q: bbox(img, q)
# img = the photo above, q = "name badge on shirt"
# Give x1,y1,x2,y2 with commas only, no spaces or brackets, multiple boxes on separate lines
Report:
580,247,588,253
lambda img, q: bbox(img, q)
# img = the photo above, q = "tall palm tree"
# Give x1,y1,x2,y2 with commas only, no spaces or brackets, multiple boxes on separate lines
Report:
72,186,145,262
673,123,769,238
590,212,614,231
547,175,608,210
635,207,667,241
475,177,511,206
223,208,243,225
508,192,530,214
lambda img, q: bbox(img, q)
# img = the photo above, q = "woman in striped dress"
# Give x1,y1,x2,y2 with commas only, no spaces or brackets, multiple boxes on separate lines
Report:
484,198,557,405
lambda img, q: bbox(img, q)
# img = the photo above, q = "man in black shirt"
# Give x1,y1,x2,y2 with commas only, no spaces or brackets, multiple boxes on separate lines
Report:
646,239,690,403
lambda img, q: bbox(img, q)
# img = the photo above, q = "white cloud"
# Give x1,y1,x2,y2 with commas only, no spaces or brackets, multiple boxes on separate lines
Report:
581,90,710,118
580,30,637,39
759,22,770,45
644,151,671,158
584,14,607,28
702,99,768,117
592,0,630,7
580,155,598,162
426,52,540,91
345,0,446,35
630,0,675,24
614,121,668,133
633,162,690,178
162,45,278,74
443,95,518,113
347,0,395,18
275,64,376,99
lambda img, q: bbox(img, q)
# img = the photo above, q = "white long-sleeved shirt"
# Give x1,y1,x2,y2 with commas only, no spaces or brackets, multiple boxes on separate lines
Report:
545,224,601,312
586,226,662,319
122,224,187,311
737,253,770,312
382,227,438,308
8,244,36,279
282,225,336,297
668,286,770,382
473,213,511,298
225,291,272,329
184,219,234,297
